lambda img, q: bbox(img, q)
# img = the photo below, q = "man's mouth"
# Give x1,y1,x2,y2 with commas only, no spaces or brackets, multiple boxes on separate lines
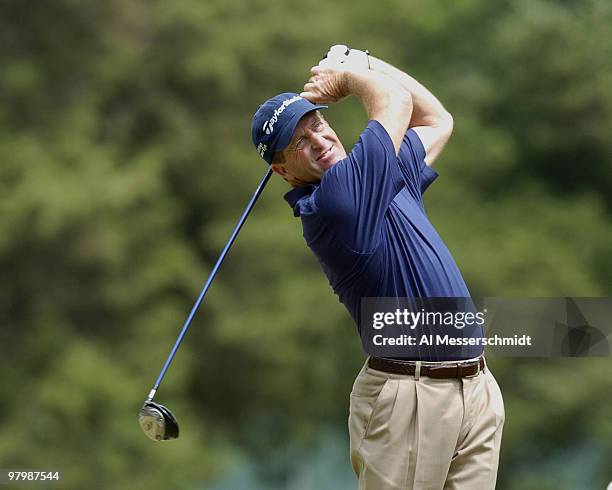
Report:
317,146,333,161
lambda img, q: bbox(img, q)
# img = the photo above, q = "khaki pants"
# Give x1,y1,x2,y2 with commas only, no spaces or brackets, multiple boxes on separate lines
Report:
349,358,505,490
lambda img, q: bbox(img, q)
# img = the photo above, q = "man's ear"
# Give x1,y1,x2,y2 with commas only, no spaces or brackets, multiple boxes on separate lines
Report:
271,164,288,179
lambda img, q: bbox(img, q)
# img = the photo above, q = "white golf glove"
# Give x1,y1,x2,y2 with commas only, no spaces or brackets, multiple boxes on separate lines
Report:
321,44,370,70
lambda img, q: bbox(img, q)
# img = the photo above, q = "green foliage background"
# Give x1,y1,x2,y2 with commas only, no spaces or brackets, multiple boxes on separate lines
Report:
1,0,611,488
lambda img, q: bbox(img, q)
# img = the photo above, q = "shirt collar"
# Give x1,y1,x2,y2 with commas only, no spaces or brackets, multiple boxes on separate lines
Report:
283,183,319,217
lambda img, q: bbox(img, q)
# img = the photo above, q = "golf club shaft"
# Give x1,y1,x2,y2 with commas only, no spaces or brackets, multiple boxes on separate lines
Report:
147,167,274,401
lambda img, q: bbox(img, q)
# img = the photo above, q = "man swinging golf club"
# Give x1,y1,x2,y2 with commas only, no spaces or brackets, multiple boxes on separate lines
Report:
251,46,505,489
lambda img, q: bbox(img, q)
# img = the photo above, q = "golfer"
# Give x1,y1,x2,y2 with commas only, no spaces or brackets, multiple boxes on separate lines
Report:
251,46,505,489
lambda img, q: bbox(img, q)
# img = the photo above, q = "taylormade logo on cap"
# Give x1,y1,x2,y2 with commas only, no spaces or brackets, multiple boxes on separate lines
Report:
257,143,267,158
262,95,302,135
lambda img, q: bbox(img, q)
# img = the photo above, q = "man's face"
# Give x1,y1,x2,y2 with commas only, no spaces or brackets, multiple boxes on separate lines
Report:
271,111,347,186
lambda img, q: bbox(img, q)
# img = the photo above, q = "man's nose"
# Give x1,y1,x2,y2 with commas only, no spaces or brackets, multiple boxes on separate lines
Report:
309,132,326,150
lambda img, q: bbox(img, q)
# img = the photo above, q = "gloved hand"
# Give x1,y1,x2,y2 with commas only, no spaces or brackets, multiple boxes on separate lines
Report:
320,44,370,70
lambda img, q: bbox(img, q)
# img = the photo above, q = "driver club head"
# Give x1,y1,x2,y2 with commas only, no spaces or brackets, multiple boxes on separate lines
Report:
138,401,179,441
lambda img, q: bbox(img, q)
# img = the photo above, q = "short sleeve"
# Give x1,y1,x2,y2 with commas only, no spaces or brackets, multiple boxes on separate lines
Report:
313,120,404,253
397,129,438,201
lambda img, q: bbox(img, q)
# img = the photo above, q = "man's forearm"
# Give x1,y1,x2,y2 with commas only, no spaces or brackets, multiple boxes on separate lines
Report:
342,69,412,153
368,56,451,129
343,69,410,124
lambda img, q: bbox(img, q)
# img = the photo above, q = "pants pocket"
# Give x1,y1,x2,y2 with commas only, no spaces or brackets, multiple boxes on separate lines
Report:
349,379,388,445
486,370,505,427
349,377,393,478
350,374,401,446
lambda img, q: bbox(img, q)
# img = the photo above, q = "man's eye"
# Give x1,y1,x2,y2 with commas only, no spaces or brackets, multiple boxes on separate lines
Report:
295,138,306,150
313,122,324,131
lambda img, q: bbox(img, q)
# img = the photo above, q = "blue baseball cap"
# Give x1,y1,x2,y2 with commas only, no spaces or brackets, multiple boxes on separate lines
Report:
251,92,327,164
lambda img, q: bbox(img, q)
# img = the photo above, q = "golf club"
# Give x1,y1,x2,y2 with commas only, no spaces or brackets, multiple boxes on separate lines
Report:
138,167,273,441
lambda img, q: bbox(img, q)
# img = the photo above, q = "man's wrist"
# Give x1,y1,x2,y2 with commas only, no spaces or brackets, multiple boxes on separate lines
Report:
344,69,393,107
339,70,353,99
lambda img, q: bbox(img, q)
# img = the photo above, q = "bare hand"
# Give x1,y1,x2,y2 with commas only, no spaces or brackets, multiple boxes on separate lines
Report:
300,64,349,104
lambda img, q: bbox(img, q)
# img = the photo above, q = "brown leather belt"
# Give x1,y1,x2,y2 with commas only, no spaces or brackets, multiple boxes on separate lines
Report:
368,356,485,379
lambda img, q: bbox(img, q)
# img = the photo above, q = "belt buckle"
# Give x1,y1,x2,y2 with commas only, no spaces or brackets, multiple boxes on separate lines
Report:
464,359,481,378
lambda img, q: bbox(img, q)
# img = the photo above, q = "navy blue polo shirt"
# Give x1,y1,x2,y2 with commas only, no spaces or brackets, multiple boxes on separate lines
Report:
284,120,483,360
